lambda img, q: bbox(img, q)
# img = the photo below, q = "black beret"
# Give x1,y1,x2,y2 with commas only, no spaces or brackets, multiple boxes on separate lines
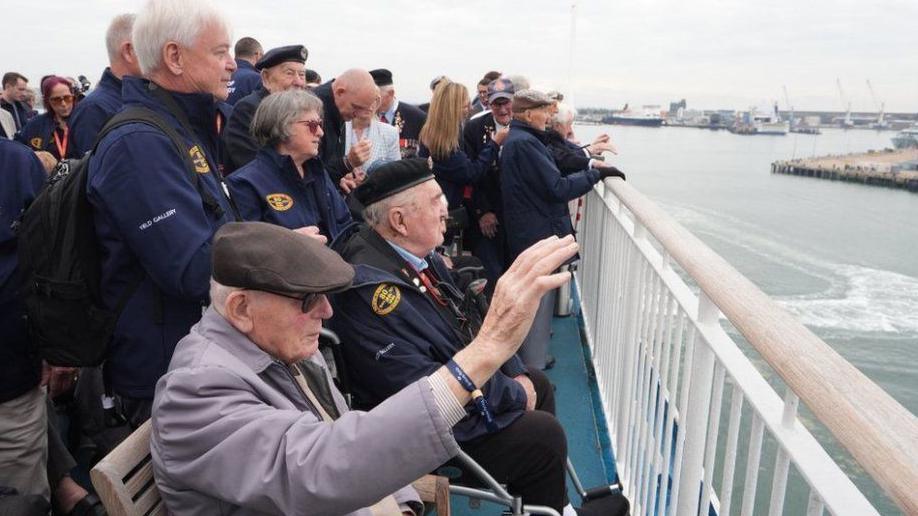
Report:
255,45,308,71
212,222,354,296
369,68,393,87
353,159,434,207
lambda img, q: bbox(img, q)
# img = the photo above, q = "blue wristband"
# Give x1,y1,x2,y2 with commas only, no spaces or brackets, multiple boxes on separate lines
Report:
446,360,498,433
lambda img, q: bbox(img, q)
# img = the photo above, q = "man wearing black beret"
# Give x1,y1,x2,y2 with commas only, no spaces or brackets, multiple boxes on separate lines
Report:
329,159,577,513
150,220,580,514
222,44,308,173
371,68,427,159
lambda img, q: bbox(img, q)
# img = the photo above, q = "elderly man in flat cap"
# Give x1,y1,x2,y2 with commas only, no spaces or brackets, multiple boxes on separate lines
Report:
222,44,308,173
328,159,576,513
150,220,577,515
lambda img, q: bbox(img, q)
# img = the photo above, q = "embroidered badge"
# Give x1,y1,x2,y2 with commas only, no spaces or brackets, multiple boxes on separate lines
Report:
188,145,210,174
371,283,401,316
30,137,43,149
265,193,294,211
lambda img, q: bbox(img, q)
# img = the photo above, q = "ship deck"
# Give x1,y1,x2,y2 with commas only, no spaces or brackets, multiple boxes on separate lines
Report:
450,292,618,514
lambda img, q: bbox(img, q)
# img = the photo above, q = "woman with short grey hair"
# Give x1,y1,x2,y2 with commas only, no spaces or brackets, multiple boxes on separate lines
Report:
226,89,352,241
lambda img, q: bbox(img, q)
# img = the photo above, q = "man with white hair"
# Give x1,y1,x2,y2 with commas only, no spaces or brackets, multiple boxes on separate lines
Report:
370,68,426,159
70,13,143,154
86,0,239,426
330,159,578,513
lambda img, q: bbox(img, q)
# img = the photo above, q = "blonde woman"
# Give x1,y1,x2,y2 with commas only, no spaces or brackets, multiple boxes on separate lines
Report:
419,80,505,210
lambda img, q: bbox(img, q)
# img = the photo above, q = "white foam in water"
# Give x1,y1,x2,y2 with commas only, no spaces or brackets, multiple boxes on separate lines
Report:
657,200,918,336
778,265,918,335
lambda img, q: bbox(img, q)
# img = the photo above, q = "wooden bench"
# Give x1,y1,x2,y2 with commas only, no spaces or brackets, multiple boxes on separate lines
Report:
90,420,450,515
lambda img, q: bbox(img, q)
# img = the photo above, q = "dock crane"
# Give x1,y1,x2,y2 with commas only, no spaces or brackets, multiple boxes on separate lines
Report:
866,79,888,130
836,78,854,129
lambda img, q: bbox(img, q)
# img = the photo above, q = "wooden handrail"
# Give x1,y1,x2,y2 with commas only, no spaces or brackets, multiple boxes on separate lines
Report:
603,179,918,514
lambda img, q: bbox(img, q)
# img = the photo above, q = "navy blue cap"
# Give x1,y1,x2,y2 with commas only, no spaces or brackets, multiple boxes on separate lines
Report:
255,45,308,71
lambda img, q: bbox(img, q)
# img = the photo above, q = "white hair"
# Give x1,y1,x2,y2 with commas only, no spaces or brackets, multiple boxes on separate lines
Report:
363,188,417,227
132,0,229,76
503,74,530,92
551,102,577,126
209,278,242,315
106,14,136,62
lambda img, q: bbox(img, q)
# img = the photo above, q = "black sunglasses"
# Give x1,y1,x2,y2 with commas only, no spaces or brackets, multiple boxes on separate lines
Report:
273,292,326,313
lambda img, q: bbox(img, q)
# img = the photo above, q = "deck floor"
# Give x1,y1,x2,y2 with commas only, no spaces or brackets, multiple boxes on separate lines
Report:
449,298,617,514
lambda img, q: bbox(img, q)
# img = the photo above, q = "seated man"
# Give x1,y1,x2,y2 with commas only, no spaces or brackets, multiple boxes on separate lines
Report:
329,159,572,512
151,220,578,515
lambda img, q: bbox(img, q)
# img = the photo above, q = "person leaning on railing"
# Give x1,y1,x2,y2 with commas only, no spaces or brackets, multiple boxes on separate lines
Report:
499,89,625,370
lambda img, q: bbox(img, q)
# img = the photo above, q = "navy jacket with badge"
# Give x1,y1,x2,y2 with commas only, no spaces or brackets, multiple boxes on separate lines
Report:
87,77,235,399
500,120,600,261
70,68,124,155
329,226,528,442
226,147,351,239
0,139,47,402
226,59,261,106
462,113,502,221
17,112,79,160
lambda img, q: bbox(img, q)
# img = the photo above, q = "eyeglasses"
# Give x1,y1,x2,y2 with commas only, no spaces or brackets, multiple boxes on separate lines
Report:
273,292,326,313
49,95,74,105
294,119,324,135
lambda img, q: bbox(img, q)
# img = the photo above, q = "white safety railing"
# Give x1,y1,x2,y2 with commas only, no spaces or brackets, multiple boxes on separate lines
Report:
574,179,918,516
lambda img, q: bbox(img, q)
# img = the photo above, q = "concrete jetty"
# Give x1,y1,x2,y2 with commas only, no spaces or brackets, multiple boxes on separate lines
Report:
772,148,918,192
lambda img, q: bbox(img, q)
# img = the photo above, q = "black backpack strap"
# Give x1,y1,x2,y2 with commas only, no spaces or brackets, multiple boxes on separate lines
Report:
94,106,228,220
146,83,243,221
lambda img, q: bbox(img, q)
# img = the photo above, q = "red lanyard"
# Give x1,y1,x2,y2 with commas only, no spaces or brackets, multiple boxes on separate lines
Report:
53,125,69,159
417,269,447,307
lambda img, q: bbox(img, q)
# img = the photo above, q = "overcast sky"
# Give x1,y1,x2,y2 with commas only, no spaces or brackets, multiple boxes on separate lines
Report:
5,0,917,113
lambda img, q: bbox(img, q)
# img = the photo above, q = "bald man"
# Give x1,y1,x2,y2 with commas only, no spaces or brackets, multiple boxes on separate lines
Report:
312,69,380,188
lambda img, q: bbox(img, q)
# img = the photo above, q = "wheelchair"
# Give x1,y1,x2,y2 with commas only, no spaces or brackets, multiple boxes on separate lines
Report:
319,329,629,516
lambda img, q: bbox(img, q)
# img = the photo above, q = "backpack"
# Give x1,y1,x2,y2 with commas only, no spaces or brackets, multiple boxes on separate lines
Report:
17,106,229,366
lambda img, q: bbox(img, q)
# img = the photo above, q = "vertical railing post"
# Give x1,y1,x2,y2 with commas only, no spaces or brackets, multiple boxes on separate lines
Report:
675,293,719,516
614,221,647,490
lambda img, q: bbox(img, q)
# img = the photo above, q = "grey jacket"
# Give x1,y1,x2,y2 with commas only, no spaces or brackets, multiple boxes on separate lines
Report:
151,307,461,515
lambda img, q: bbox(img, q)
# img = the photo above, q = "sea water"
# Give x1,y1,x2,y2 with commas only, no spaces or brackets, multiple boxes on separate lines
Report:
575,124,916,515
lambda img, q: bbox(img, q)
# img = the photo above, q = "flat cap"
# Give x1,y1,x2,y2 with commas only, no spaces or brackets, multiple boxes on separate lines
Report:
369,68,393,87
487,78,514,104
512,89,555,113
353,158,434,208
212,222,354,296
255,45,308,71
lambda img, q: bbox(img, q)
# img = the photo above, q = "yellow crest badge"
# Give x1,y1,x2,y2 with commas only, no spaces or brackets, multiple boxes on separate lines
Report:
265,193,294,212
188,145,211,174
371,284,401,316
30,137,43,149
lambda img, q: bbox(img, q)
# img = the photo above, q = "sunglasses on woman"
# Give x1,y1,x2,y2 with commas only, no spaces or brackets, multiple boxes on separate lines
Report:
49,95,74,105
295,119,324,135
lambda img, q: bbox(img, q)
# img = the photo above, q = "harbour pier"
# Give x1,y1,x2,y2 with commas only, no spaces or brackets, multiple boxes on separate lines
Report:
772,148,918,192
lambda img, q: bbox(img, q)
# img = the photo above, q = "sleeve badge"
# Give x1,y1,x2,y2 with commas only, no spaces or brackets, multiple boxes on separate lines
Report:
371,283,401,316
